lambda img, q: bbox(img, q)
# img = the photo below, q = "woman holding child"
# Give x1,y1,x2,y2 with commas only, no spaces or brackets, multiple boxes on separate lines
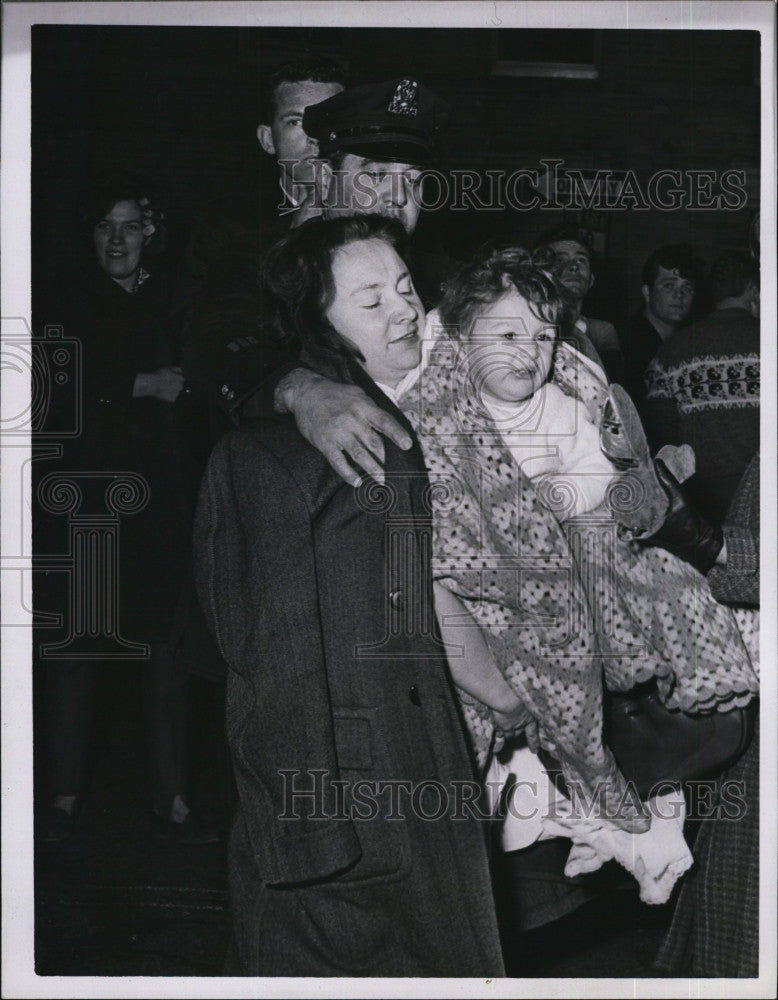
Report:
195,214,759,973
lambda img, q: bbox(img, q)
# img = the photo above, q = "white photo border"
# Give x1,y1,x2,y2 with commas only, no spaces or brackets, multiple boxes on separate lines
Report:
2,2,775,998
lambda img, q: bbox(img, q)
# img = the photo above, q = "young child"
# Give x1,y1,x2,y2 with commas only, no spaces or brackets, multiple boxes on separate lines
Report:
395,245,759,890
400,245,760,899
448,248,616,521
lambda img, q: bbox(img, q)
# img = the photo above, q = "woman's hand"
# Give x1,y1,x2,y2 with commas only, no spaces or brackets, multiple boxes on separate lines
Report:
493,698,541,753
133,366,185,403
432,581,543,751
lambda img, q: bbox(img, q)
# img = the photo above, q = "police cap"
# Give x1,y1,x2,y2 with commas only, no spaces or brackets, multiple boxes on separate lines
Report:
303,77,449,166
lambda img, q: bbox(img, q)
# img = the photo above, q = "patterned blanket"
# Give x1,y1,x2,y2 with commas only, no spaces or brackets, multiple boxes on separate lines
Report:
399,337,759,833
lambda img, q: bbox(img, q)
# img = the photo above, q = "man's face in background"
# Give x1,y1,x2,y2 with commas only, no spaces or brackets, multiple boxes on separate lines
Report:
550,239,594,305
643,266,695,328
257,79,344,187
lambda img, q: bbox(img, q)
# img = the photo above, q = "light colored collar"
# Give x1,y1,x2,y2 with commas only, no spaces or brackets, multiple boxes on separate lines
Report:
278,177,302,216
112,266,150,294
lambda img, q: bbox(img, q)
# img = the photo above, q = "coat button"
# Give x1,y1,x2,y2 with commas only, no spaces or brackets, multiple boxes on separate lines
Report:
408,685,421,706
389,589,404,610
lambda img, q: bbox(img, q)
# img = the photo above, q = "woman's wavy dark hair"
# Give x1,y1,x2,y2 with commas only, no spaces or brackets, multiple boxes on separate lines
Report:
81,169,167,257
261,214,410,381
438,244,562,339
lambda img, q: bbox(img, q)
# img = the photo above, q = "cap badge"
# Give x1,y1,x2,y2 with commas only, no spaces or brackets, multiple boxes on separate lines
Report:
388,78,419,116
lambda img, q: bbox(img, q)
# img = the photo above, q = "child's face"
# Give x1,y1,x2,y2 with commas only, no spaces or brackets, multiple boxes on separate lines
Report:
465,287,556,404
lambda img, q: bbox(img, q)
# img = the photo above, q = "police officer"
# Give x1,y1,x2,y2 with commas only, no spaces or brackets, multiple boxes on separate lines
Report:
233,77,456,487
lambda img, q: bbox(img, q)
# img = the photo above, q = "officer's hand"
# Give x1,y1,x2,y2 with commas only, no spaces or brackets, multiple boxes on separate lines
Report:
275,368,413,486
133,366,185,403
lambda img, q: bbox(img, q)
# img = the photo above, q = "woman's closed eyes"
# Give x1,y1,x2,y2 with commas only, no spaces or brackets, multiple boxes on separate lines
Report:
359,273,415,310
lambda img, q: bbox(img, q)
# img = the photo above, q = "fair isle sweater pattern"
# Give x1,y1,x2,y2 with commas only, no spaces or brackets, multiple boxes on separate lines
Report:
645,352,760,413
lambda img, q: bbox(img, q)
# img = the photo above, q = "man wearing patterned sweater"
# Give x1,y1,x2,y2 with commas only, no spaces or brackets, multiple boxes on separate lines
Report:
643,250,759,524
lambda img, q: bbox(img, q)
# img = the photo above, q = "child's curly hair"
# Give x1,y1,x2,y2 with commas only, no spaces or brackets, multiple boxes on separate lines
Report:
438,244,562,338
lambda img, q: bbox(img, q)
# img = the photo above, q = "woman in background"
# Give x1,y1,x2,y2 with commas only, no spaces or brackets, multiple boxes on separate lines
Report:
38,171,214,843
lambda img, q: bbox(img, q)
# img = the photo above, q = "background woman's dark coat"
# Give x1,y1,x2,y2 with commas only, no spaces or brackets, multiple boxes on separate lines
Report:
40,262,198,643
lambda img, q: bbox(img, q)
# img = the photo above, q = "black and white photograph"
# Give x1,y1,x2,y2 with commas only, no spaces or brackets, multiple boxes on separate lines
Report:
1,1,776,996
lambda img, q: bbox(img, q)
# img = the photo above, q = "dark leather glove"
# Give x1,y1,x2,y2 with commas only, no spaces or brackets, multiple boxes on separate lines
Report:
639,459,723,574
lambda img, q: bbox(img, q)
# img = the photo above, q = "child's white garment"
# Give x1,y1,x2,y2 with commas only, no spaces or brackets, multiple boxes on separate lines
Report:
485,749,550,850
489,747,693,905
542,789,693,905
483,382,616,517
